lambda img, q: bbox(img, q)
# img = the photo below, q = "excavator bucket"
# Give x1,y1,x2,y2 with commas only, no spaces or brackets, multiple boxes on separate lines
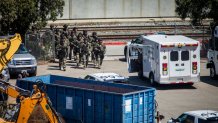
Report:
28,104,50,123
0,34,22,73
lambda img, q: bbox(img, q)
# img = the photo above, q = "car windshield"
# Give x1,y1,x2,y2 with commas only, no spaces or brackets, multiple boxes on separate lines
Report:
16,44,28,54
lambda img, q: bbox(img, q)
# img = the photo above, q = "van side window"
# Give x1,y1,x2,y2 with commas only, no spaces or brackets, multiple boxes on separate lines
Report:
181,51,189,61
170,51,178,61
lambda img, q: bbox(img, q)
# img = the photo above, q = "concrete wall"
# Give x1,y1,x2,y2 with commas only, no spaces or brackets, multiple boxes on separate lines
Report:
60,0,176,19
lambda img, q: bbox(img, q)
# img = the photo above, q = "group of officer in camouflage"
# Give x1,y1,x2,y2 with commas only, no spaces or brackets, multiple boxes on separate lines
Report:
54,24,106,71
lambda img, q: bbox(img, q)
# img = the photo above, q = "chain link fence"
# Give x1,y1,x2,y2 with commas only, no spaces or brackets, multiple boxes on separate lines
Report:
25,30,55,62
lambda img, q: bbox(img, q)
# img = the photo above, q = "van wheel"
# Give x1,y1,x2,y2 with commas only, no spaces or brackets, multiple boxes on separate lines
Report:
210,66,217,79
149,73,157,86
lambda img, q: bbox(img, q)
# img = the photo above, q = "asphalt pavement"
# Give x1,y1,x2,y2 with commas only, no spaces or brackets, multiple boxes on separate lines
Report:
8,58,218,123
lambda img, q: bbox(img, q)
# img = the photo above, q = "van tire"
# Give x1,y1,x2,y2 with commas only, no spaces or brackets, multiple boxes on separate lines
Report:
149,73,157,86
210,66,217,79
31,70,37,77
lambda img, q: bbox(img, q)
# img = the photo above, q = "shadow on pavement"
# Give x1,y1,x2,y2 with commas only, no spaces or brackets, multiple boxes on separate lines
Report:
200,76,218,87
155,84,196,90
119,58,126,62
47,65,59,70
128,76,197,90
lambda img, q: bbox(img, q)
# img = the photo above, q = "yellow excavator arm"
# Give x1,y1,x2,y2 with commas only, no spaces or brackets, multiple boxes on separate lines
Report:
0,33,22,73
0,34,64,123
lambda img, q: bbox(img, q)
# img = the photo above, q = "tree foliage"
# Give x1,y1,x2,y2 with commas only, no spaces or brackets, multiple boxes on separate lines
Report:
0,0,64,36
175,0,218,26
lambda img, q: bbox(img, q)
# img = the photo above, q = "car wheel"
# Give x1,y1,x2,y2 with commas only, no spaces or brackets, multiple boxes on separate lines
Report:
149,73,157,87
31,71,37,76
210,66,217,79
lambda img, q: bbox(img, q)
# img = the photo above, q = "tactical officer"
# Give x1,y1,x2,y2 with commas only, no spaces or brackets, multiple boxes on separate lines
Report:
82,30,92,62
98,39,106,67
72,33,83,67
93,39,106,69
81,39,89,68
78,33,84,66
62,24,69,38
56,35,68,71
62,24,70,59
55,29,61,58
69,27,78,60
90,32,98,65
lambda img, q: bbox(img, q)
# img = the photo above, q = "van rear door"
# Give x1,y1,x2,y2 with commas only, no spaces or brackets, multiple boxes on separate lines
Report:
127,44,139,73
169,49,191,77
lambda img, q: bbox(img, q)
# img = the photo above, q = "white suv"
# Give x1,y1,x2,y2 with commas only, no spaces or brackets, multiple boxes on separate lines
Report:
7,43,37,76
168,110,218,123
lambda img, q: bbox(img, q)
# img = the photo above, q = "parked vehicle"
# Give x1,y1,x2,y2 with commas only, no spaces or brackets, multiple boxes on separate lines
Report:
126,34,200,86
0,66,10,101
7,43,37,76
84,72,128,83
207,26,218,79
0,66,10,82
168,110,218,123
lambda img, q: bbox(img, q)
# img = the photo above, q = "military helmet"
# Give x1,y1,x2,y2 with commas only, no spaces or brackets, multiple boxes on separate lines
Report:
78,32,83,37
63,24,68,28
92,32,97,36
50,24,54,28
73,27,78,31
83,30,87,33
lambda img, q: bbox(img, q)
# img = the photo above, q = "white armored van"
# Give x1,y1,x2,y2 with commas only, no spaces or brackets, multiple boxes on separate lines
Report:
127,35,200,86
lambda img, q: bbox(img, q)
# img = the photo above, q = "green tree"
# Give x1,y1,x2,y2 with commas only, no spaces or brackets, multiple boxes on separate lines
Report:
0,0,64,37
175,0,218,27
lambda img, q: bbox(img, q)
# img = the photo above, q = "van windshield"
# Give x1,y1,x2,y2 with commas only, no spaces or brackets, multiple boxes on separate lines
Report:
15,44,28,54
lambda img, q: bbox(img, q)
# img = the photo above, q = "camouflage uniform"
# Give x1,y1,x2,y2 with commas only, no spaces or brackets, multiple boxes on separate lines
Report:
62,24,70,59
55,29,61,58
78,33,84,66
72,34,83,67
69,27,78,60
99,41,106,67
93,39,106,68
90,32,98,65
82,30,92,62
80,39,89,68
62,24,70,38
56,36,68,71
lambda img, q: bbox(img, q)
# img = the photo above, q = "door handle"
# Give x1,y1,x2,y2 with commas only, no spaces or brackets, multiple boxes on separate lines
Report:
176,64,179,66
181,63,184,66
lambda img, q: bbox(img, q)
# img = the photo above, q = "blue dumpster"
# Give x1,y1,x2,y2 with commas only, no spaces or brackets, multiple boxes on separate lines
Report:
17,75,156,123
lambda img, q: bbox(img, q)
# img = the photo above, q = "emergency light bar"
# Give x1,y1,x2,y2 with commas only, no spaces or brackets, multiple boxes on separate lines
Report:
161,43,198,48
